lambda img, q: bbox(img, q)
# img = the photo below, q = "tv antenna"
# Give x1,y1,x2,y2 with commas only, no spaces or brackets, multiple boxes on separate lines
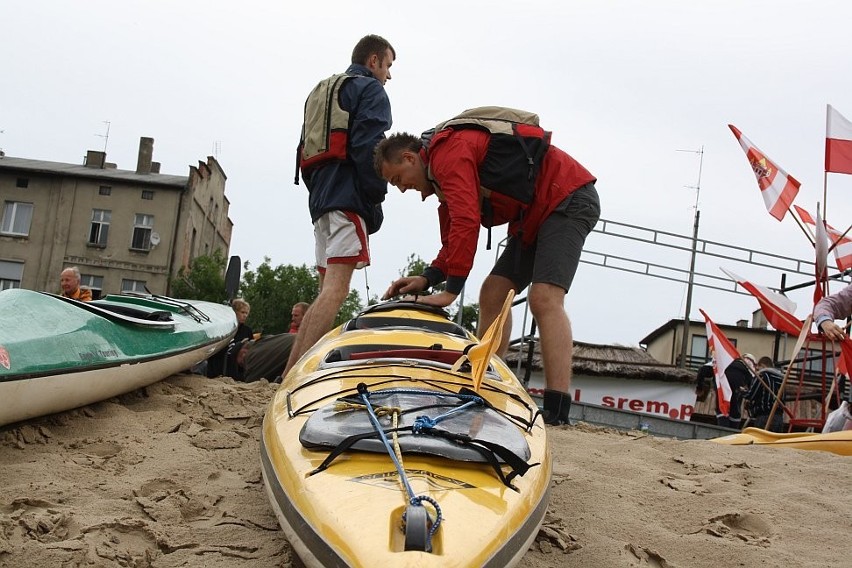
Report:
212,140,221,159
676,146,704,211
675,145,705,367
95,121,111,152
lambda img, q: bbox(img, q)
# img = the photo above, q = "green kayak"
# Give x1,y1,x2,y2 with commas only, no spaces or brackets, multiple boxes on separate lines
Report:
0,289,237,427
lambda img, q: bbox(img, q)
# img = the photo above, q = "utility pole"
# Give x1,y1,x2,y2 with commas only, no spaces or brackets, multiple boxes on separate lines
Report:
677,146,704,367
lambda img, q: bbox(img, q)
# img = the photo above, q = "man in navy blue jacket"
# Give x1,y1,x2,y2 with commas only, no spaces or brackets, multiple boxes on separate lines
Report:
284,35,395,375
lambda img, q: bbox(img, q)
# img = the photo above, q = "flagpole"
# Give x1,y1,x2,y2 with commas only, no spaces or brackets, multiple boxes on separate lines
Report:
790,208,815,246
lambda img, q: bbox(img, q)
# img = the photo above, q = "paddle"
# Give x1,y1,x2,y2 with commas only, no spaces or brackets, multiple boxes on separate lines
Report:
225,255,241,302
452,290,515,391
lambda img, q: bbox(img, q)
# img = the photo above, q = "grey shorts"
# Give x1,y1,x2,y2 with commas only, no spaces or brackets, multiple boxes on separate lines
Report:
491,182,600,293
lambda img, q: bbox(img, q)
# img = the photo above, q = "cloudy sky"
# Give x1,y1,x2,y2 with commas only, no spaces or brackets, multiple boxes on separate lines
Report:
4,1,852,347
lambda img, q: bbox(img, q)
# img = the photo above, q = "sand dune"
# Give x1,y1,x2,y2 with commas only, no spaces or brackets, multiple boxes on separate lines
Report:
1,373,849,567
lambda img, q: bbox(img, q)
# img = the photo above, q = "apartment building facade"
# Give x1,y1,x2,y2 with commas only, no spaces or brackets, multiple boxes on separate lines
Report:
0,137,232,298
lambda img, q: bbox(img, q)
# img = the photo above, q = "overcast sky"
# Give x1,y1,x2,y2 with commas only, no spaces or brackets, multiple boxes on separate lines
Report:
4,1,852,348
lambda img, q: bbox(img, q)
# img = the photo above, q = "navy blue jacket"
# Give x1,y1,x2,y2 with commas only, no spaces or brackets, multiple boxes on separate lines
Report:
303,64,391,234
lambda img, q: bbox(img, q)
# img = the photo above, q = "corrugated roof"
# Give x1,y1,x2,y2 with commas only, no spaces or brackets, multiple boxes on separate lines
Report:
0,156,188,188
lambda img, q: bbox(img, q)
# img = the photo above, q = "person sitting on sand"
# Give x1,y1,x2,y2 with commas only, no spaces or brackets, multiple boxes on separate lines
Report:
288,302,309,334
207,299,254,379
234,333,296,383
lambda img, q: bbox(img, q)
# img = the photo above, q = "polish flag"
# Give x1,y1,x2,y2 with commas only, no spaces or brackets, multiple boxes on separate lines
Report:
721,268,804,336
699,309,740,416
793,205,852,271
827,226,852,271
826,105,852,175
729,124,800,221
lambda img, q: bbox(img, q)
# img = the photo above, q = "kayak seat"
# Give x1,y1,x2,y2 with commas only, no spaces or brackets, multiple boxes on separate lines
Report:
343,316,468,338
324,344,464,366
93,303,174,322
349,348,464,365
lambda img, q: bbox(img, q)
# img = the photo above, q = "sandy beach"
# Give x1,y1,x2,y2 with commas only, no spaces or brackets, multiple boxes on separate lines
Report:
1,373,849,568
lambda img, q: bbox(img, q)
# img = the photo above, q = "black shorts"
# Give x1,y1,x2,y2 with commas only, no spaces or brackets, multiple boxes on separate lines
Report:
491,182,600,293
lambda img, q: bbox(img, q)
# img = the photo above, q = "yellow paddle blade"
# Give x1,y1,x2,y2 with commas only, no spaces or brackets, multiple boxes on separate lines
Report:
469,290,515,391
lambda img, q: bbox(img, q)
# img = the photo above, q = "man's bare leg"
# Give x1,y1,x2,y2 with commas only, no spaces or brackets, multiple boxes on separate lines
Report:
283,263,355,376
528,281,573,424
528,281,572,392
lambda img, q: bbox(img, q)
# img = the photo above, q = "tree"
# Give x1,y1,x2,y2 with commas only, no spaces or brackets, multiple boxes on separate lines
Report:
169,249,228,303
240,258,362,335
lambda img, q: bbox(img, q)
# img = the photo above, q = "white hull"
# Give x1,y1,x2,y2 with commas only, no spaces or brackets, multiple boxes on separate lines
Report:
0,337,229,426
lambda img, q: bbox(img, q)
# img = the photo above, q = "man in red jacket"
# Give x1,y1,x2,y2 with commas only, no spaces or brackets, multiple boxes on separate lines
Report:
374,114,599,425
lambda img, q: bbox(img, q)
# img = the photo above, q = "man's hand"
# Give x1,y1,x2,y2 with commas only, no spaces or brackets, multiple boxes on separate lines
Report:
382,275,427,300
401,291,457,308
819,319,847,342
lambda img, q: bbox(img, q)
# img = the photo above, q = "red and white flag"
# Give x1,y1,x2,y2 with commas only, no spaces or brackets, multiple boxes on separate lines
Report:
699,309,740,416
721,268,804,336
826,104,852,175
827,226,852,272
793,205,852,272
728,124,800,221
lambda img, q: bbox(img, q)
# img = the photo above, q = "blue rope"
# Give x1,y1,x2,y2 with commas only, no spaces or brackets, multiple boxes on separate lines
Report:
412,400,480,433
356,384,443,551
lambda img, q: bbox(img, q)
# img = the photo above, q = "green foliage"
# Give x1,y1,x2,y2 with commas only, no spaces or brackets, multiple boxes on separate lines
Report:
451,302,479,334
240,258,362,334
169,249,228,303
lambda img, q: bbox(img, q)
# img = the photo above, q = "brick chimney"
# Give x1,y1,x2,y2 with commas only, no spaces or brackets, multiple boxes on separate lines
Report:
85,150,106,168
136,137,154,174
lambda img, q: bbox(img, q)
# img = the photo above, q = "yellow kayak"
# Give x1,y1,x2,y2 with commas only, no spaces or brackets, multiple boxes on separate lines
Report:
711,427,852,456
260,300,551,567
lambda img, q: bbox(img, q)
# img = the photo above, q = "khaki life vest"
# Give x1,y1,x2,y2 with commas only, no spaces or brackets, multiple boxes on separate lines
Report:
295,73,354,184
424,106,552,207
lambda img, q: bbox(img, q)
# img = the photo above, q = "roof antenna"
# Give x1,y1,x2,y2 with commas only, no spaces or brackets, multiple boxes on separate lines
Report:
95,120,111,152
675,146,704,368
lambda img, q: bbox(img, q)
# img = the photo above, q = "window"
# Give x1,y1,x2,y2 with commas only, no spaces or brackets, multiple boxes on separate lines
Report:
141,190,154,200
99,185,112,196
81,274,104,300
0,260,24,290
131,213,154,250
802,346,834,376
690,335,710,364
16,178,29,188
121,279,147,294
1,202,34,236
88,209,111,246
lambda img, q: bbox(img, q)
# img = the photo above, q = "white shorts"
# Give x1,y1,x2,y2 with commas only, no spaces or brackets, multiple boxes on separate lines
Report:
314,210,370,272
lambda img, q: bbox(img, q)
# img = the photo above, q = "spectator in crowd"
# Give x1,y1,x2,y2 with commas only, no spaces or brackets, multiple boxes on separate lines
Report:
288,302,309,334
744,356,785,432
60,266,92,301
207,299,254,379
718,353,756,429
